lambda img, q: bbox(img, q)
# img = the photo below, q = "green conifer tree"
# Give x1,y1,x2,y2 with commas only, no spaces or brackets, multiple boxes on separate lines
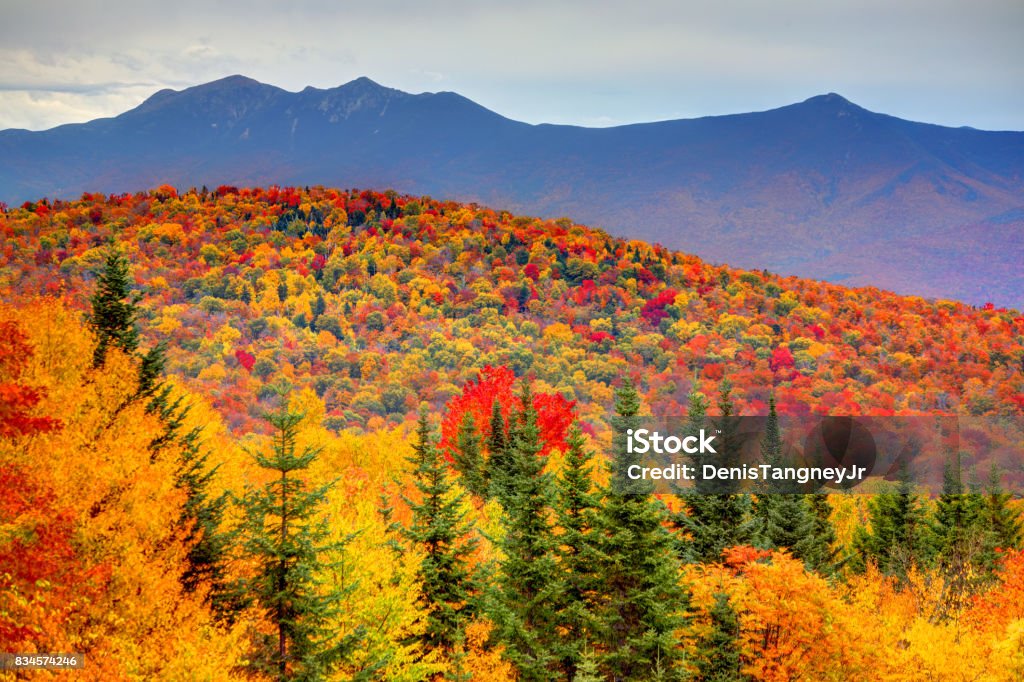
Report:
977,464,1024,572
931,451,983,616
237,404,363,681
176,421,235,620
492,382,561,681
803,494,839,574
88,246,140,368
450,410,487,498
594,379,687,680
679,380,755,563
486,399,513,502
752,395,824,568
402,408,479,658
572,647,604,682
553,423,602,679
851,453,932,578
695,592,747,682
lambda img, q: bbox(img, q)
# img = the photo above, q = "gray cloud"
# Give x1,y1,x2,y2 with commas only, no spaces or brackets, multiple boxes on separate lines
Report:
0,0,1021,130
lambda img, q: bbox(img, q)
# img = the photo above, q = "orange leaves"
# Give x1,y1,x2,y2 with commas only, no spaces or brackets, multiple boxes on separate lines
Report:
969,550,1024,632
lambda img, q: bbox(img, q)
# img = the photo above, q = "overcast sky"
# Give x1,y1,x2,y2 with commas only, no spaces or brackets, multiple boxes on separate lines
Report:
1,0,1021,131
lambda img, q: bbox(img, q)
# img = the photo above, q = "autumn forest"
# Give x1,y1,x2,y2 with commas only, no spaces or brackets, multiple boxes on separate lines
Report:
2,186,1024,680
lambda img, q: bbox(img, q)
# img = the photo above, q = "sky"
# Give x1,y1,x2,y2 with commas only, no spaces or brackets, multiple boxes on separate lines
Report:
1,0,1021,132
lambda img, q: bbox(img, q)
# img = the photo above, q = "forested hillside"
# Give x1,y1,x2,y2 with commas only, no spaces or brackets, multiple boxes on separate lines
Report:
2,186,1024,680
2,186,1021,432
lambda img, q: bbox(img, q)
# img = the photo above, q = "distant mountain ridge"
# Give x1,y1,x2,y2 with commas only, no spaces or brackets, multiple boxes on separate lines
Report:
2,75,1022,307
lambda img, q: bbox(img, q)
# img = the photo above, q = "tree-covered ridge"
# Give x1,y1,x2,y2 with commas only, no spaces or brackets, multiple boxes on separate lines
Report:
3,296,1024,681
2,186,1021,438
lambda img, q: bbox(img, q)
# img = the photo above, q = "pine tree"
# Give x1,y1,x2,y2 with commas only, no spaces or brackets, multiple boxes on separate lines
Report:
803,494,839,574
88,246,140,368
402,408,479,658
930,451,984,616
572,647,604,682
493,381,560,681
852,453,932,577
486,399,513,502
695,592,747,682
932,452,981,563
752,395,825,569
679,380,755,563
449,410,487,498
237,404,362,681
177,421,235,620
593,379,687,681
553,423,602,679
977,464,1024,572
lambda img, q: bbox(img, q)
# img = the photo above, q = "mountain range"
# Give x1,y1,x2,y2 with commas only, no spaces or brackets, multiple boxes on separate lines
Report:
2,75,1021,307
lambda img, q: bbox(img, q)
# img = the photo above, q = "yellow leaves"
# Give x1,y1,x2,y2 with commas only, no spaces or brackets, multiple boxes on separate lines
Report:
716,313,750,337
668,318,701,341
212,323,241,356
543,322,574,343
196,362,227,382
990,619,1024,681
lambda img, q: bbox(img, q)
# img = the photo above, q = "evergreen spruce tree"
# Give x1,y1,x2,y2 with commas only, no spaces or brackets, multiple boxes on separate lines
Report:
931,451,984,616
449,410,487,498
237,404,362,681
803,493,839,574
679,380,755,563
978,464,1024,572
493,381,561,681
402,408,479,659
177,421,235,620
594,379,687,681
851,453,931,577
486,399,513,502
695,592,747,682
88,247,140,368
572,648,603,682
553,423,602,679
751,394,823,568
932,453,981,563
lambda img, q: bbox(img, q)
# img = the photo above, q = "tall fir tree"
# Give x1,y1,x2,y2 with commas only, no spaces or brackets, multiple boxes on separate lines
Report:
492,381,561,681
932,452,981,563
402,408,479,661
553,423,603,679
88,246,140,368
694,592,747,682
572,648,603,682
679,380,755,563
486,398,513,502
851,453,932,577
977,463,1024,572
594,379,688,681
752,394,825,569
804,494,839,574
237,404,363,681
931,451,984,616
449,410,487,499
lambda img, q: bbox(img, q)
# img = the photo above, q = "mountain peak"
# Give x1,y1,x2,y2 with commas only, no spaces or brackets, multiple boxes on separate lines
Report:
202,74,264,89
799,92,868,113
